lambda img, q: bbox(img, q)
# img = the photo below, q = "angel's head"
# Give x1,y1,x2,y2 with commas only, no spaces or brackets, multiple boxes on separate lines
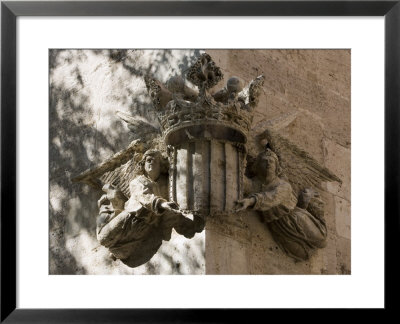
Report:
136,149,168,181
255,148,282,183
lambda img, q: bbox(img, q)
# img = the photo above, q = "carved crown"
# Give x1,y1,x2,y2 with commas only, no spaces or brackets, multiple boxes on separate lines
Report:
158,92,253,146
145,53,264,146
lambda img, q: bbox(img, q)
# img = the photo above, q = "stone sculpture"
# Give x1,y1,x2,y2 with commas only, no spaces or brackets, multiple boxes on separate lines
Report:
72,52,340,267
236,148,331,261
95,150,197,268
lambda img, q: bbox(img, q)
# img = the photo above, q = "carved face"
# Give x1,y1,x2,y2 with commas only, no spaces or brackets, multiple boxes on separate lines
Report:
97,195,116,227
99,198,114,216
144,154,161,180
256,153,278,181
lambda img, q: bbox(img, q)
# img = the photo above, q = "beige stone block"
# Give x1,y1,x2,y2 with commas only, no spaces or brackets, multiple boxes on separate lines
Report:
336,236,351,274
205,228,249,274
319,191,336,230
309,249,326,274
249,235,311,274
334,197,351,240
323,138,351,201
324,234,338,274
206,50,230,72
240,212,312,274
280,113,325,164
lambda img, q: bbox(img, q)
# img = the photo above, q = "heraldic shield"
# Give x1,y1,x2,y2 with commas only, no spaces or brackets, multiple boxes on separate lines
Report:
156,53,264,218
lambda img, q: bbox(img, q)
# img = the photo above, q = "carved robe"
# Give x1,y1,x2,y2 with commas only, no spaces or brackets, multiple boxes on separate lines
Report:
97,174,196,267
249,177,327,261
97,175,169,268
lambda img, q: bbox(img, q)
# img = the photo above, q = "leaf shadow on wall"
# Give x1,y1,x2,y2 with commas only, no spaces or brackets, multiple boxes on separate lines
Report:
49,49,204,274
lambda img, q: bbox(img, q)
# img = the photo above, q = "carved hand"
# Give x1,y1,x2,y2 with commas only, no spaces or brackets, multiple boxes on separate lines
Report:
160,201,181,214
298,188,316,209
234,197,256,212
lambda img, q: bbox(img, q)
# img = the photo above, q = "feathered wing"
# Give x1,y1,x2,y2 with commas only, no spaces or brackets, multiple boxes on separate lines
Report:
257,128,341,194
72,140,149,198
116,110,160,139
98,152,140,198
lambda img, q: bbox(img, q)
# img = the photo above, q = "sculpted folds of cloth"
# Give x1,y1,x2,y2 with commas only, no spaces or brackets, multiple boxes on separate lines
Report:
236,149,328,261
96,150,198,268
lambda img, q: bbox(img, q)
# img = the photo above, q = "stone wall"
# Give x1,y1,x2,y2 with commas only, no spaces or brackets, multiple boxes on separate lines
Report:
205,49,350,274
49,49,350,274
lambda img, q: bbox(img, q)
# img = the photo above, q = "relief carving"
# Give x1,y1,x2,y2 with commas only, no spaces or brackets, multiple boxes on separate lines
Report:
236,147,335,261
95,150,198,268
72,53,341,267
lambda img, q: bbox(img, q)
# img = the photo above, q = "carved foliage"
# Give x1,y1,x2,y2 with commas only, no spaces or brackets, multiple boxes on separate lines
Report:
186,53,223,89
144,76,172,111
238,74,265,110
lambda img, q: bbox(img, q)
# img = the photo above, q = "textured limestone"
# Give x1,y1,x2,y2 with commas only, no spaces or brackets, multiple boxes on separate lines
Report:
50,49,205,274
323,138,351,201
50,49,350,274
336,236,351,274
334,196,351,240
206,49,351,274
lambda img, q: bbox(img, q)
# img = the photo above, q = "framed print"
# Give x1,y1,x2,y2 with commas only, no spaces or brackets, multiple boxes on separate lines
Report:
1,0,399,321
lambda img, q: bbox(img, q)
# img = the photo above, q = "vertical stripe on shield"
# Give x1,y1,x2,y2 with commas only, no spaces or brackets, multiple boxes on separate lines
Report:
192,141,203,212
203,140,211,215
176,143,188,210
169,146,177,202
187,142,195,210
210,141,225,212
225,143,239,211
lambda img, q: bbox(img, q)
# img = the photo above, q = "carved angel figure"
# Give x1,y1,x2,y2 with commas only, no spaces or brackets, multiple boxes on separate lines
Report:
235,149,327,261
235,129,340,261
96,149,198,267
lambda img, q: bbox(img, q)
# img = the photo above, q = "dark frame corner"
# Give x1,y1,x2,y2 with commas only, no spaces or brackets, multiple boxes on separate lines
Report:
1,1,399,322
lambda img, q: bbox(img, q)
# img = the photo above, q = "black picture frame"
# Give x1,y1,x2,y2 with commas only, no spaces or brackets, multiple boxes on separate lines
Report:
1,0,398,322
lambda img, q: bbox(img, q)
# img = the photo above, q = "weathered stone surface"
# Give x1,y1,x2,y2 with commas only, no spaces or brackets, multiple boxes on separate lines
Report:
206,49,350,274
336,236,351,274
318,190,339,274
50,49,206,274
334,196,351,240
207,49,351,148
50,49,350,275
323,138,351,201
205,228,250,274
246,211,312,274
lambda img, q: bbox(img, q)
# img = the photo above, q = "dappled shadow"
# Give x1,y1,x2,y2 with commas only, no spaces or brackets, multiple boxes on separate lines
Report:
49,49,205,274
49,81,113,274
142,230,206,275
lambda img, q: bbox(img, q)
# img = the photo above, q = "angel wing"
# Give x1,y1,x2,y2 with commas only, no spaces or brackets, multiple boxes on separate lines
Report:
116,110,160,140
71,140,147,198
74,76,174,197
257,128,341,194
